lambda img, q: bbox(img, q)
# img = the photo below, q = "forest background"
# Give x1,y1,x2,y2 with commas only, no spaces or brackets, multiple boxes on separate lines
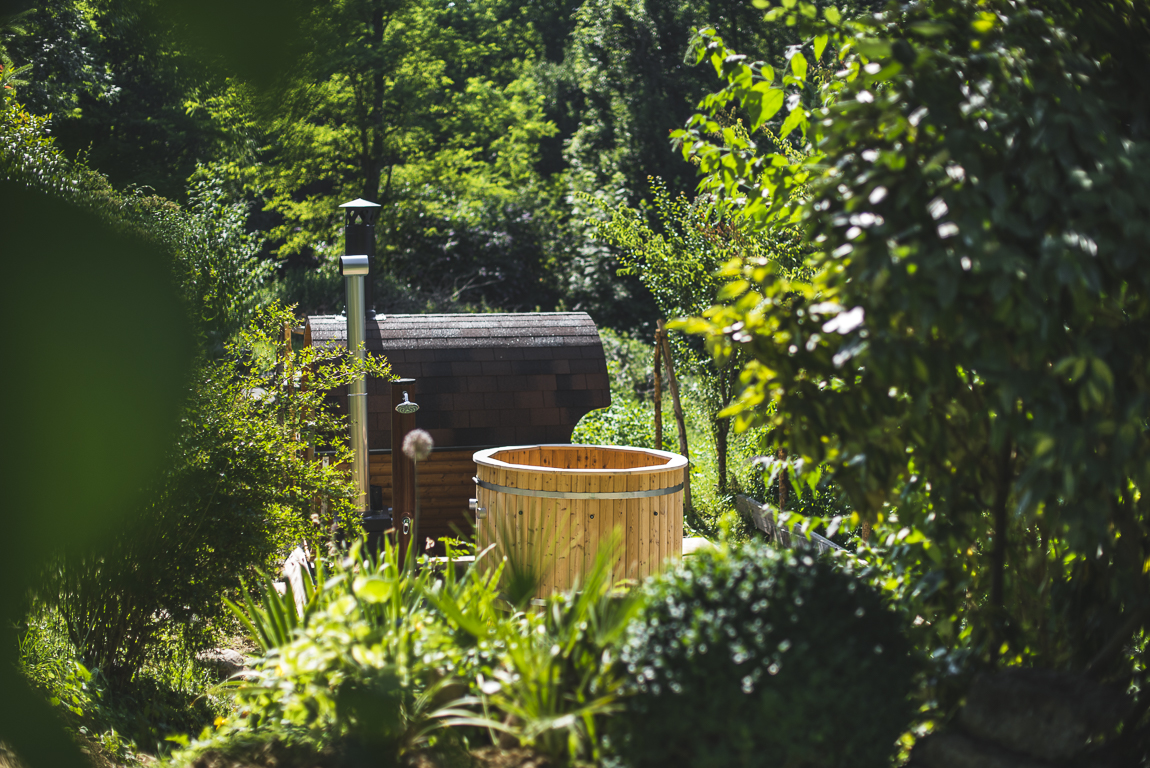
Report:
0,2,847,763
1,0,845,333
7,0,1150,767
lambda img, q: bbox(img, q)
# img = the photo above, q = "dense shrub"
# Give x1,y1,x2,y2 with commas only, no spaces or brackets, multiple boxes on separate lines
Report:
39,306,389,686
613,539,915,768
571,397,659,449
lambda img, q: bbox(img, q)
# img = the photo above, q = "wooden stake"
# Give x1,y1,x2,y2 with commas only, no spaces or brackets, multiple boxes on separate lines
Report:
653,328,663,451
657,320,691,513
778,448,789,511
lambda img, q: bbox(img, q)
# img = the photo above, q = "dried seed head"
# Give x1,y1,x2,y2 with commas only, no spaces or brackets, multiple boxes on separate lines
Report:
403,429,434,462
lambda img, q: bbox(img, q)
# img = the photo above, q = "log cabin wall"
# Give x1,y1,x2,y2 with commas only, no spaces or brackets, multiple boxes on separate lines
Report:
308,312,612,554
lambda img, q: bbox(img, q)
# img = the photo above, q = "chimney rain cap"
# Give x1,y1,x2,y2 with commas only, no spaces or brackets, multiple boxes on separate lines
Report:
341,198,381,226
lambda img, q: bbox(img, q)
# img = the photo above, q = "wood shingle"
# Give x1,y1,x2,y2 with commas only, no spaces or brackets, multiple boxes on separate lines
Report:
309,312,611,450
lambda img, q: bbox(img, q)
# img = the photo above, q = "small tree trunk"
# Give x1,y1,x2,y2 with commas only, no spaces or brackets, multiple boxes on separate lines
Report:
653,329,663,450
716,418,729,495
714,361,735,496
658,320,691,513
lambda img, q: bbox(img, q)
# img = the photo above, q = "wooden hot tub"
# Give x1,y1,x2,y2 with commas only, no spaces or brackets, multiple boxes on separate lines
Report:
472,444,687,598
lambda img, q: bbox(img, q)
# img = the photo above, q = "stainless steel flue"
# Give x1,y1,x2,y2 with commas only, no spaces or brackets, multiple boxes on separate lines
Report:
338,198,380,514
340,253,370,512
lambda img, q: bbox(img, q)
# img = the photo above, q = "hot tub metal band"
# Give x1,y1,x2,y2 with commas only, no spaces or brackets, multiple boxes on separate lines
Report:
474,477,684,500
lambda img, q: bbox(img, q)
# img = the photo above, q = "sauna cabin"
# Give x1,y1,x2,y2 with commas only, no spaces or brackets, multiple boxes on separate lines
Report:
308,312,612,554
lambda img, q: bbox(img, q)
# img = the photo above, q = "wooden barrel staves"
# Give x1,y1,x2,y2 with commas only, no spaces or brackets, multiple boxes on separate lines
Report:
472,444,687,599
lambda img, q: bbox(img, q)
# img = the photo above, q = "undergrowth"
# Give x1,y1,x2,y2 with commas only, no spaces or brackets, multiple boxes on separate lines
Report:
18,604,230,764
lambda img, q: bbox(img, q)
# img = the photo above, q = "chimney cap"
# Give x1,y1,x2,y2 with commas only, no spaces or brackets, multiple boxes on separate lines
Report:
341,198,381,226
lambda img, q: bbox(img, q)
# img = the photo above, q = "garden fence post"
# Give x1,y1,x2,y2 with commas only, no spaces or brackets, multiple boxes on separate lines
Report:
653,326,663,451
657,319,691,513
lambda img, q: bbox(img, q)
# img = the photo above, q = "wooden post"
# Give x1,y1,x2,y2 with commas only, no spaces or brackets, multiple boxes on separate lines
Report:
778,448,789,511
301,320,313,463
653,328,663,451
391,378,417,565
657,320,691,513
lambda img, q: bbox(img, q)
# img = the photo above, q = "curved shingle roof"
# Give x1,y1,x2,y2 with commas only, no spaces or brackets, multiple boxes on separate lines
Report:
309,312,611,450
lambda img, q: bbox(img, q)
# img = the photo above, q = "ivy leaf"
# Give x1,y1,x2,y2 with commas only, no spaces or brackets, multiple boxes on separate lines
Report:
718,280,752,301
354,576,392,604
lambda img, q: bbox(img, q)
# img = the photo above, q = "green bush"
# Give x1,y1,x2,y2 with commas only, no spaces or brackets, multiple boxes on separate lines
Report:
613,540,914,768
173,539,500,766
572,397,659,449
39,305,390,687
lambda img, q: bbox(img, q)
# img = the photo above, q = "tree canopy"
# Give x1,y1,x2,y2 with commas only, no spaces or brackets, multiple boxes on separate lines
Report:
677,0,1150,685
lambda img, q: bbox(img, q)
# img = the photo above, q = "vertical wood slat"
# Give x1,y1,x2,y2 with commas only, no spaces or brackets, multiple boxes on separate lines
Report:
624,467,638,580
586,471,599,581
542,465,557,597
638,470,651,580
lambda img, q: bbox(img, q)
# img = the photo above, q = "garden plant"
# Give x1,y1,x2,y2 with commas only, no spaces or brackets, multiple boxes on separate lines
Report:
5,0,1150,765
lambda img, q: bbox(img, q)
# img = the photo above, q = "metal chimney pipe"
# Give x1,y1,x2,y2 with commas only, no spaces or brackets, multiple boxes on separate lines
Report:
340,253,370,512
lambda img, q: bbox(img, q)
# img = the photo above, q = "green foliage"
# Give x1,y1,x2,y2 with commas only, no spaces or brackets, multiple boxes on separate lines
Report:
589,174,802,495
177,539,496,765
7,0,238,200
2,96,269,348
614,539,915,768
438,531,642,764
571,397,664,452
201,542,481,763
571,328,679,454
1,170,194,768
180,533,641,767
226,566,325,655
676,0,1150,710
18,604,228,759
39,304,391,687
238,0,564,315
559,0,801,206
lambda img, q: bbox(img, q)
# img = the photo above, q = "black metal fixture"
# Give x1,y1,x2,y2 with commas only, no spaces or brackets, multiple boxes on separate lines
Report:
339,198,381,316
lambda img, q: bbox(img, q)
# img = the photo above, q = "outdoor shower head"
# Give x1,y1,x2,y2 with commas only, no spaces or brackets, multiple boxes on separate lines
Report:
395,391,420,414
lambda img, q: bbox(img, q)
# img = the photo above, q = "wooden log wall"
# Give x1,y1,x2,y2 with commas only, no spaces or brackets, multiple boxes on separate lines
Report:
369,449,477,555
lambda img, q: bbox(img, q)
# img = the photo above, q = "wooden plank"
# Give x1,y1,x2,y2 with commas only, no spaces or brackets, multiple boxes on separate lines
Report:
657,471,667,572
659,468,670,567
542,466,557,598
530,467,545,599
605,472,621,582
638,469,651,580
673,474,683,558
569,472,585,589
625,468,638,580
556,471,572,593
523,468,538,597
586,472,600,582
